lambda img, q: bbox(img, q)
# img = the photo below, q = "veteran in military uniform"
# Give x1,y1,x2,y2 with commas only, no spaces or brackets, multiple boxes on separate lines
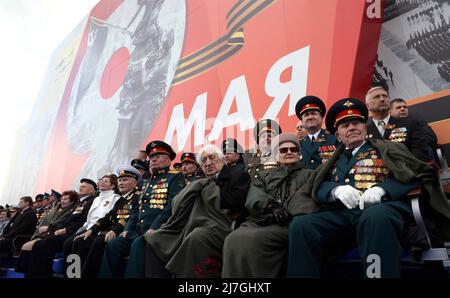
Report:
365,86,434,162
222,133,317,278
222,138,246,174
67,166,142,277
246,119,282,181
180,152,202,183
295,95,337,169
288,98,450,277
99,141,185,278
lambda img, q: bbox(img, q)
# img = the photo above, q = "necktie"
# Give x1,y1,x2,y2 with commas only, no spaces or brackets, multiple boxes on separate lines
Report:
311,136,315,147
377,120,386,136
344,148,353,163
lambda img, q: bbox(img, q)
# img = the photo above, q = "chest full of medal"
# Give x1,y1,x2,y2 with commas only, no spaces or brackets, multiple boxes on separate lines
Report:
352,153,389,191
149,180,168,210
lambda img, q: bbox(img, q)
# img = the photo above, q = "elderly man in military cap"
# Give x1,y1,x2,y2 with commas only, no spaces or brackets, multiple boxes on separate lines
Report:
131,158,150,187
295,95,337,169
66,166,141,277
222,138,246,173
222,133,318,277
288,98,450,277
180,152,202,183
247,119,282,181
99,141,185,277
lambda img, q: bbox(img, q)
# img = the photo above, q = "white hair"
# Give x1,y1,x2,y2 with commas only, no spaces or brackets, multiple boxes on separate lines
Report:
365,86,388,103
196,144,225,165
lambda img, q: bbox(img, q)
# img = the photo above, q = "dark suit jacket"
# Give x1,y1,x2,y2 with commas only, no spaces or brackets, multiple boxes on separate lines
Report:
2,208,37,238
62,195,96,235
367,116,432,161
216,166,251,213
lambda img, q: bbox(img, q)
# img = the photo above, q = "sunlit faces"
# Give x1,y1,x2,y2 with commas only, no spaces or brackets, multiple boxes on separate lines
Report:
181,162,198,175
224,152,241,165
390,101,408,118
366,88,390,114
149,153,171,171
98,177,114,191
300,110,322,133
278,141,300,166
79,182,95,197
201,154,225,177
335,120,367,149
60,195,72,208
117,176,137,194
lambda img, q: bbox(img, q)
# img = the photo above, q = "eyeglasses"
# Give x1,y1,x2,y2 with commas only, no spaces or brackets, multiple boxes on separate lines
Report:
279,147,299,154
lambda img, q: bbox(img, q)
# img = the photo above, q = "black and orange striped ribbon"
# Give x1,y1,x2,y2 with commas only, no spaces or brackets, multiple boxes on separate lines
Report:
172,0,274,85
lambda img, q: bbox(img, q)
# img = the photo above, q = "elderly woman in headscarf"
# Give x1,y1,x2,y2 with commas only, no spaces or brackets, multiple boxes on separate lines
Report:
144,144,251,277
222,133,320,277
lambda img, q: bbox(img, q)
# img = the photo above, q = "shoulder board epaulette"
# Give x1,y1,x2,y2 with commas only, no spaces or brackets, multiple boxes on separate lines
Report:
134,191,142,196
168,170,180,174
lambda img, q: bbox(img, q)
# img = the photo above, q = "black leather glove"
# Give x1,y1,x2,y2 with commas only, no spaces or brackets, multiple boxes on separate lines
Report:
272,208,292,225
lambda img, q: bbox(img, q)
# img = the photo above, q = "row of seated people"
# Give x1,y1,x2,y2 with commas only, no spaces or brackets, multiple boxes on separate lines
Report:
384,0,421,22
0,86,447,278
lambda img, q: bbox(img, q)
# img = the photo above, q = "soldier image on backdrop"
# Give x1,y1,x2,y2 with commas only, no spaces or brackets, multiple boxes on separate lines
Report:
365,86,436,162
246,119,282,181
99,141,185,278
222,133,318,277
180,152,202,184
287,98,450,277
295,95,337,169
67,166,142,277
17,179,98,277
222,138,246,174
144,144,251,278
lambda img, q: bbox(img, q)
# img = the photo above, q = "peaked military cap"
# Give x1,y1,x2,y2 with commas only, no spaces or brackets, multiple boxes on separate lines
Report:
116,165,142,182
222,138,244,154
325,98,368,134
146,140,176,160
181,152,199,165
295,95,326,119
50,189,62,200
173,162,182,170
131,159,149,171
253,119,282,144
35,194,45,202
80,178,98,190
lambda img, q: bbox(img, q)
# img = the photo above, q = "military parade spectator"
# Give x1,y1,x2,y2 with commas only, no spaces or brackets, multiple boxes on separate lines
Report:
67,167,142,277
15,190,79,276
288,98,450,277
222,133,318,277
390,98,409,119
180,152,202,183
99,141,185,278
144,144,250,277
0,197,36,259
0,209,10,237
246,119,281,181
295,96,338,169
222,138,246,173
295,120,307,142
365,86,435,161
18,180,98,277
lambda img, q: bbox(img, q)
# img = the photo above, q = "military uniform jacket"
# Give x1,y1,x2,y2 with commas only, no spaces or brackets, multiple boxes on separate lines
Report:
61,195,96,235
300,129,337,169
124,169,185,238
302,139,450,240
32,203,77,239
367,116,431,161
90,190,140,236
245,161,317,218
2,208,37,239
246,153,278,182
